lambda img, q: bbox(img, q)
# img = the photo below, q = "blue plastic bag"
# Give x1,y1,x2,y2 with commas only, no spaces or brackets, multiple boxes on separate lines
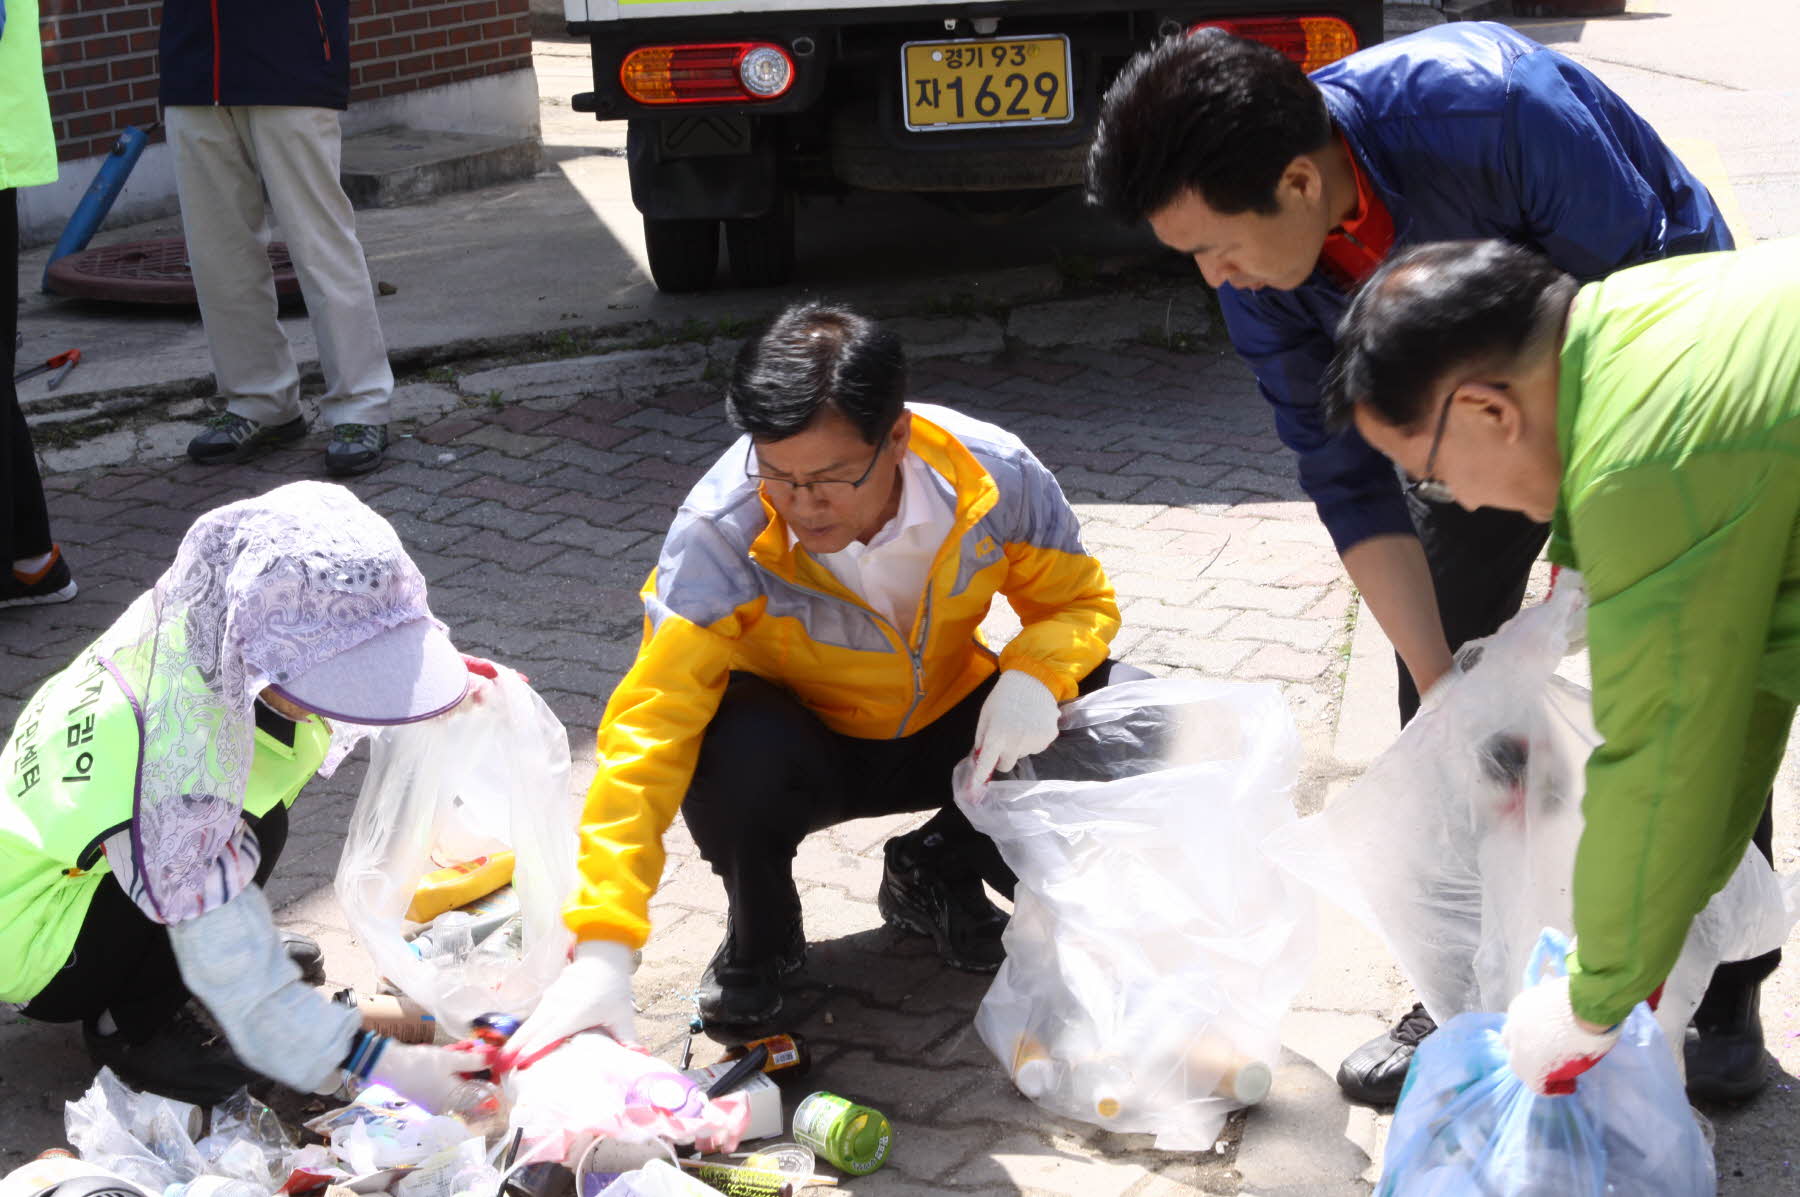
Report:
1379,930,1714,1196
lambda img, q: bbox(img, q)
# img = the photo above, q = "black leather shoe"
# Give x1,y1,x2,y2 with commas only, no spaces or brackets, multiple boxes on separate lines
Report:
877,830,1009,973
282,930,326,986
186,413,307,465
326,423,389,476
1686,981,1768,1102
1337,1003,1436,1105
696,919,806,1028
84,1003,261,1106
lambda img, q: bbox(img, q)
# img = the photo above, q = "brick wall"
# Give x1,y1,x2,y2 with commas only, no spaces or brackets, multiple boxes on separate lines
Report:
37,0,533,164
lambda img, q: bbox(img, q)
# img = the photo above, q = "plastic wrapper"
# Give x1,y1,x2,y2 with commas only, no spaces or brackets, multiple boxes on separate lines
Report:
66,1068,208,1192
1381,929,1713,1196
64,1070,299,1196
504,1032,751,1167
594,1159,717,1197
335,666,580,1035
1266,577,1800,1050
957,677,1316,1150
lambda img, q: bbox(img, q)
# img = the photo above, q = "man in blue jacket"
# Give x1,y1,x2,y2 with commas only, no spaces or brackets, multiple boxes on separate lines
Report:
160,0,393,476
1086,22,1757,1105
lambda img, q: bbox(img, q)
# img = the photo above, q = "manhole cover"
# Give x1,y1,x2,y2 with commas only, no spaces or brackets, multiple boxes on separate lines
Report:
44,237,302,306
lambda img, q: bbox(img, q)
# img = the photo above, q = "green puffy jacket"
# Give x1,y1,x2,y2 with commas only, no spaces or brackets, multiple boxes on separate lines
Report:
1551,238,1800,1027
1,0,57,190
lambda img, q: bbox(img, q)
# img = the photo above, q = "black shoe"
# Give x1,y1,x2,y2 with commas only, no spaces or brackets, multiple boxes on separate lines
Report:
326,423,389,476
696,920,806,1028
282,930,326,986
186,413,308,465
83,1003,261,1106
1337,1003,1436,1105
877,830,1009,974
1686,981,1767,1102
0,546,77,608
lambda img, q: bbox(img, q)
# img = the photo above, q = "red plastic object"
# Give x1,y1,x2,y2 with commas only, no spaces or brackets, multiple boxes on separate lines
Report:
43,237,301,306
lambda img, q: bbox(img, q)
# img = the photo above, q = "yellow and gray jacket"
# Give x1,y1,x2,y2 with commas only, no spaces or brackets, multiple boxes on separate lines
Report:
566,403,1119,948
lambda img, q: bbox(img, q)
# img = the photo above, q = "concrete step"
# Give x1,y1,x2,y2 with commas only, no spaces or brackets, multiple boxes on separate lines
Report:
338,126,542,210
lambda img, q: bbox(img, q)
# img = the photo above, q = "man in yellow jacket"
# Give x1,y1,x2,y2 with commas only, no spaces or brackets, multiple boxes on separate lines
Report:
512,301,1131,1037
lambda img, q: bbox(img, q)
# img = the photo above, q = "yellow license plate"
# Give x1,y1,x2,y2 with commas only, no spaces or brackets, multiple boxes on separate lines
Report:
901,35,1073,132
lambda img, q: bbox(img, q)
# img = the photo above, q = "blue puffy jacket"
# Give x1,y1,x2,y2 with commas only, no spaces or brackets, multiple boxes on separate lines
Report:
1218,22,1731,554
159,0,351,110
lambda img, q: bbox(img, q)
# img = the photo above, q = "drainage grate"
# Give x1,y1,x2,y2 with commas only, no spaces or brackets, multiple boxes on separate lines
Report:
44,238,301,306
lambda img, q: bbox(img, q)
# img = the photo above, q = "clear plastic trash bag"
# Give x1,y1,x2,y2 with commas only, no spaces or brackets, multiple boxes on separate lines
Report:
957,677,1316,1150
1380,928,1714,1196
335,666,579,1035
1265,577,1799,1049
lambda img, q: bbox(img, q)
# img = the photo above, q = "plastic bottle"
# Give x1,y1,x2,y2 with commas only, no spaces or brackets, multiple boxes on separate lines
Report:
1009,1032,1057,1099
446,1078,509,1145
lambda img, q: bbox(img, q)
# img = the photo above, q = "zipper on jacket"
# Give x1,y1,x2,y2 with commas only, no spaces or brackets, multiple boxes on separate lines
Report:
891,586,933,739
748,558,927,740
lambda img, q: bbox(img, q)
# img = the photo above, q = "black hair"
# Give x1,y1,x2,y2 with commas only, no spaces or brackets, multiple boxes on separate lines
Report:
1324,240,1578,432
1086,29,1334,223
725,301,907,444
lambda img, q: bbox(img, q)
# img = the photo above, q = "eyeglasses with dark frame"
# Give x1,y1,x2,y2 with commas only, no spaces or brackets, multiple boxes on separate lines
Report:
1405,389,1457,505
745,436,888,495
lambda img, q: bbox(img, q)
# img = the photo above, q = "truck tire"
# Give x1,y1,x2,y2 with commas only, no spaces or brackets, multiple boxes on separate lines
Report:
725,193,796,288
644,217,720,293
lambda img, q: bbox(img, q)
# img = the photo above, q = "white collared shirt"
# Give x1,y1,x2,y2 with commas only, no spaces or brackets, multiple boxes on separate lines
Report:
796,449,956,638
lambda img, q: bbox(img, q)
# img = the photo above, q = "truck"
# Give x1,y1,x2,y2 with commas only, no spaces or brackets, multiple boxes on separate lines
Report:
561,0,1385,292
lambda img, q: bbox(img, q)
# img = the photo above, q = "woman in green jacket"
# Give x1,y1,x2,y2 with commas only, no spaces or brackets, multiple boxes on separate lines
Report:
1325,236,1800,1095
0,0,77,604
3,482,487,1107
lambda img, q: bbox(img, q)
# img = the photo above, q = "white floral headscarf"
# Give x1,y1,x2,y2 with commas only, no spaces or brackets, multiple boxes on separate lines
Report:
102,482,447,923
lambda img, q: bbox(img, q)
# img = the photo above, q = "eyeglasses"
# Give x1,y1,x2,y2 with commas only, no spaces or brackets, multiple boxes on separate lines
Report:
746,436,887,495
1405,389,1456,505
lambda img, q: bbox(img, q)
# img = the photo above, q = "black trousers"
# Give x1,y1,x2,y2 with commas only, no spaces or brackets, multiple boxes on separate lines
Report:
680,659,1148,961
1,191,54,565
21,804,290,1042
1402,495,1779,995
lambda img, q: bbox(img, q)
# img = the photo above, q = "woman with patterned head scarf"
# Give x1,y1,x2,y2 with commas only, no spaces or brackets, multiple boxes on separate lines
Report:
1,482,487,1105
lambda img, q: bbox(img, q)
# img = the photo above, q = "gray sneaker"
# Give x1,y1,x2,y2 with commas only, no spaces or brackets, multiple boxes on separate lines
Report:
187,412,307,465
326,423,388,476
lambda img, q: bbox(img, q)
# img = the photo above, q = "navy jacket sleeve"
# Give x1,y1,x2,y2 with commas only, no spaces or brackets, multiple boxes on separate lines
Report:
1218,283,1413,554
1506,48,1734,276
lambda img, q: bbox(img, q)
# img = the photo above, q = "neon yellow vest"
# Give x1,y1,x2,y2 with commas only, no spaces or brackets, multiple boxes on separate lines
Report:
0,635,328,1003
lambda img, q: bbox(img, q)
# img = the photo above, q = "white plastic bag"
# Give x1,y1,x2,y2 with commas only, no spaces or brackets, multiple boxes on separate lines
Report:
1268,577,1799,1047
958,677,1316,1150
335,666,579,1035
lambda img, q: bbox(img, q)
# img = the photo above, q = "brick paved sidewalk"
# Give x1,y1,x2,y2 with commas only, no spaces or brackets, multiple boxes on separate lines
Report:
0,336,1361,1193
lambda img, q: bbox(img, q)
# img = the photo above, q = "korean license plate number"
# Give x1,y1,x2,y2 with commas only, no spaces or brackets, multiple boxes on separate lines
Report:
901,35,1073,132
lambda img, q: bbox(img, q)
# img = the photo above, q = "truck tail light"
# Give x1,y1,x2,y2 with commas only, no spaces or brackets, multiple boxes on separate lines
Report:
1188,16,1359,73
620,42,796,105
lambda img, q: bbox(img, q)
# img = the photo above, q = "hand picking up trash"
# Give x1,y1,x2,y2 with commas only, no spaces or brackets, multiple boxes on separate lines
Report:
0,484,502,1109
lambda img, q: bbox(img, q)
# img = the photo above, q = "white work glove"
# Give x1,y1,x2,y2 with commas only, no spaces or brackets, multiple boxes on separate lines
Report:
506,939,637,1062
167,884,360,1094
366,1041,481,1112
1501,974,1622,1095
969,670,1062,791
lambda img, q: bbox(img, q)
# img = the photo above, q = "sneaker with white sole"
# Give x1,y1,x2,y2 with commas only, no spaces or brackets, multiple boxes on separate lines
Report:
0,546,76,608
